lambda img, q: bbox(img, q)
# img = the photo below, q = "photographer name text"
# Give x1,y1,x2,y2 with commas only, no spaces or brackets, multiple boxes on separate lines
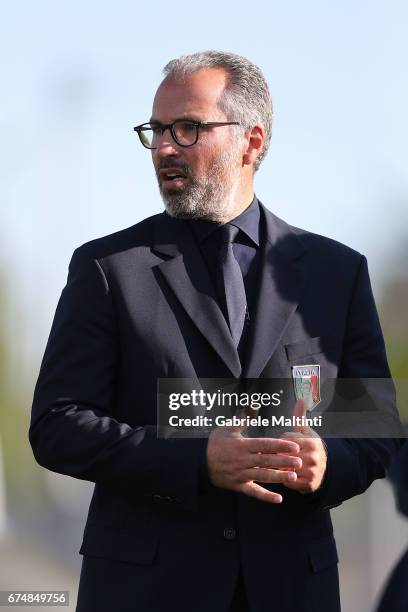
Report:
168,414,323,428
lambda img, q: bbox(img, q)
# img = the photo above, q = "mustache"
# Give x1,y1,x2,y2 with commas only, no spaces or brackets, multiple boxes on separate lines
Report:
156,158,191,177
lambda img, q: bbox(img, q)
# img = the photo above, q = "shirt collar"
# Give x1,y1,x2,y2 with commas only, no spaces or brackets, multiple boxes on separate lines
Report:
188,195,260,247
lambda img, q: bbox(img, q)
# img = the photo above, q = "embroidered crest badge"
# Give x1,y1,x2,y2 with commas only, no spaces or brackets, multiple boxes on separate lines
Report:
291,364,321,411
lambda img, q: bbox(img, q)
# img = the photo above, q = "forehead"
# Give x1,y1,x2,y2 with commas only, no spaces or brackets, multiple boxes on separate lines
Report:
151,68,228,121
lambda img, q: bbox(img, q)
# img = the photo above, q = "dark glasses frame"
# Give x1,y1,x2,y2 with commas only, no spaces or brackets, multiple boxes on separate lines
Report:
133,119,240,149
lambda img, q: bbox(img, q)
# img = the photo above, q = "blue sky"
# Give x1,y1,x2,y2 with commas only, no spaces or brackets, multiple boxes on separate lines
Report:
1,0,407,365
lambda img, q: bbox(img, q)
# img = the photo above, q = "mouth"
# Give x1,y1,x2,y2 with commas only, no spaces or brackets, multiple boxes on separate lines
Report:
159,167,188,190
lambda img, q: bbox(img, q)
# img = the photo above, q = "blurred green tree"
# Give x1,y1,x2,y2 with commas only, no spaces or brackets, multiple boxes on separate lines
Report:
379,245,408,421
0,269,46,521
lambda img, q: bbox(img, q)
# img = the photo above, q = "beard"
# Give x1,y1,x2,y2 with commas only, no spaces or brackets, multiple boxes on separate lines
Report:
156,147,242,222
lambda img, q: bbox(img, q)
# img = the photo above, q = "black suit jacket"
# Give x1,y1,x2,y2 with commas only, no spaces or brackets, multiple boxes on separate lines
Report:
29,202,400,612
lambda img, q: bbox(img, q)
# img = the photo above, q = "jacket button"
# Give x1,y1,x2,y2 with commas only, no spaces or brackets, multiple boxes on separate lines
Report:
223,527,237,540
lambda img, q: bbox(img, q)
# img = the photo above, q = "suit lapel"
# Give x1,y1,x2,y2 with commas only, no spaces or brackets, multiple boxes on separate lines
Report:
152,213,242,378
244,203,307,378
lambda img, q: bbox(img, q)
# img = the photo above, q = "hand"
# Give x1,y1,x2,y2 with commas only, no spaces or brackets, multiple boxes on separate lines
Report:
281,399,327,494
206,416,302,503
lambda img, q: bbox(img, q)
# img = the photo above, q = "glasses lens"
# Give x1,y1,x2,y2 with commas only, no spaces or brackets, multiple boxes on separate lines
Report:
173,121,198,146
138,125,154,148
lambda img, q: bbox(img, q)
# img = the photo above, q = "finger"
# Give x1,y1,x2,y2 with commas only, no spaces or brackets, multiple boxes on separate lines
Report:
244,467,298,485
281,462,302,476
293,399,307,433
247,453,303,470
301,427,320,439
280,431,305,439
281,466,309,479
230,408,249,435
293,399,320,437
282,476,312,492
238,481,283,504
280,432,316,450
247,438,300,455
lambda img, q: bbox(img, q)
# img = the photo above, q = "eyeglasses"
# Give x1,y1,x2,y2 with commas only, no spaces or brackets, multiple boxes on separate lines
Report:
133,119,240,149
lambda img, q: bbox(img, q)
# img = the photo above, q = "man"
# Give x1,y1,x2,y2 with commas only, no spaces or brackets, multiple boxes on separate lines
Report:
29,51,400,612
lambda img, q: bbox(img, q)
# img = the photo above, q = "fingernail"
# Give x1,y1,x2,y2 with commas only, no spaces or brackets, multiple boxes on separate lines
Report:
287,471,297,482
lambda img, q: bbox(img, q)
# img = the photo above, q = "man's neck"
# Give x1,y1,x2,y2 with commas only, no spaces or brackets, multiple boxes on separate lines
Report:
221,194,255,223
209,184,255,224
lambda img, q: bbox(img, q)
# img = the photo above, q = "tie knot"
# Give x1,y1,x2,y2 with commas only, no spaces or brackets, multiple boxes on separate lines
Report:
218,223,240,245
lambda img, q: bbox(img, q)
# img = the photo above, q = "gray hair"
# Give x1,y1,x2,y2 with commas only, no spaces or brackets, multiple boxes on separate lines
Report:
163,51,273,172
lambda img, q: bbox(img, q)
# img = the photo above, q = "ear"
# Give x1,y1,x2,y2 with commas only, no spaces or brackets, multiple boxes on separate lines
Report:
242,124,266,167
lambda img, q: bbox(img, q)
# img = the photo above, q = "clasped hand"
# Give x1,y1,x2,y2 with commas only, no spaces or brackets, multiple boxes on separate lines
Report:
206,399,327,503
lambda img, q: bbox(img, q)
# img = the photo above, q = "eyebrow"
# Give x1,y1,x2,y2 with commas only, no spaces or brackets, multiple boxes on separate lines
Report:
148,116,202,124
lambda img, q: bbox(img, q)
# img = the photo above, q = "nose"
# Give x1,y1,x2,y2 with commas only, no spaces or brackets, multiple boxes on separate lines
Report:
152,130,181,161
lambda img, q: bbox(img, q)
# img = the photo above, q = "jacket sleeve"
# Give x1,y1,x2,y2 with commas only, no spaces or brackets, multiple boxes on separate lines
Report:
29,247,207,511
303,254,402,511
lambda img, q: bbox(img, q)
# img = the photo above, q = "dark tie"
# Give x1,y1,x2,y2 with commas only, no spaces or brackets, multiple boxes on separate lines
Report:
218,224,247,347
